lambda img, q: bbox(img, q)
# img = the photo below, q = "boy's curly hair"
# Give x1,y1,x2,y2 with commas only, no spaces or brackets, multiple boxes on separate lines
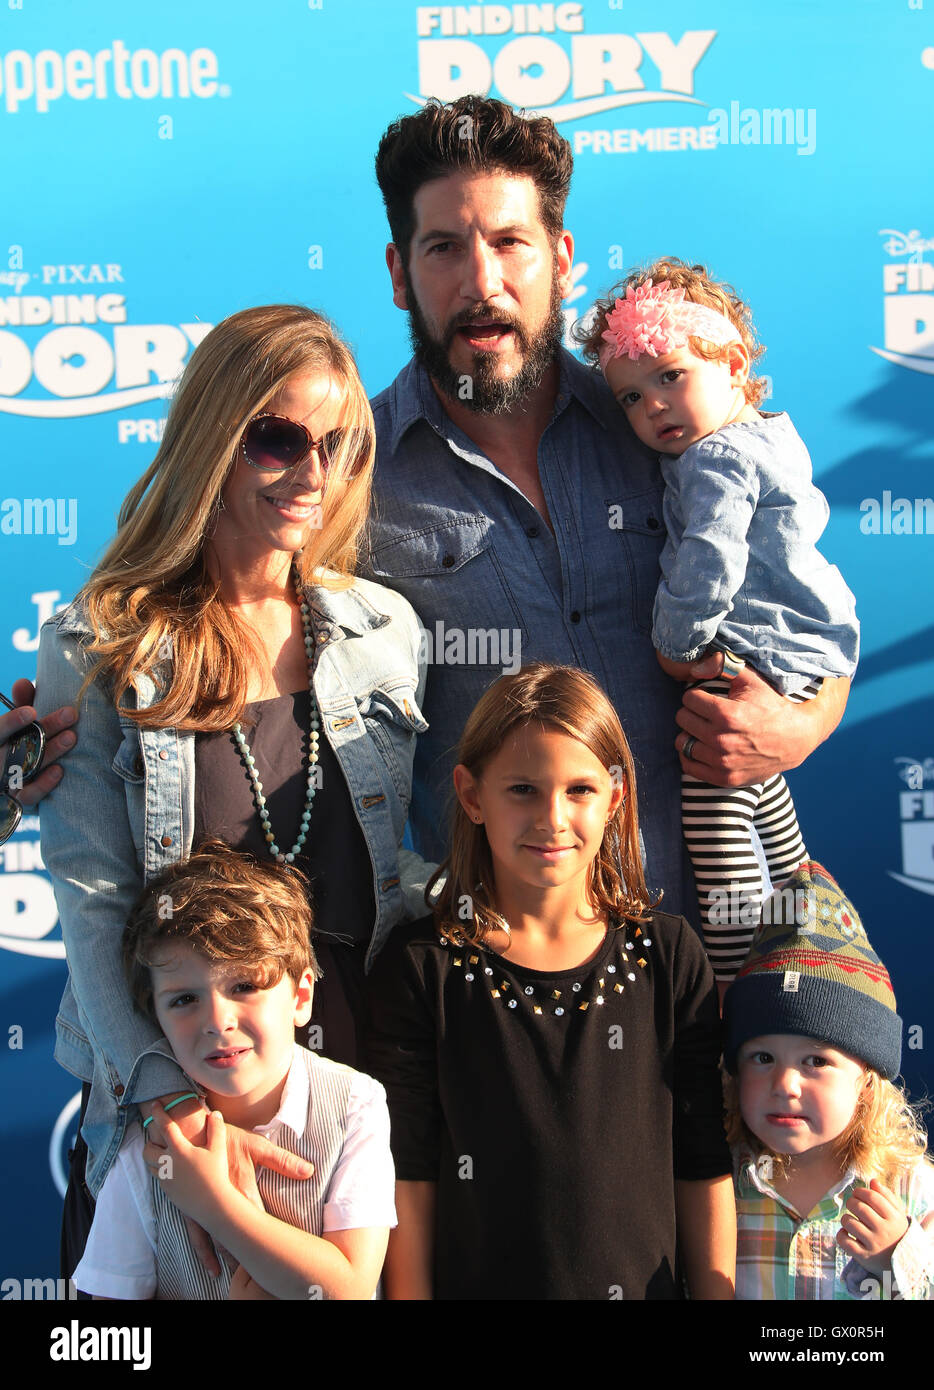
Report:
724,1065,931,1189
577,256,768,407
123,839,319,1020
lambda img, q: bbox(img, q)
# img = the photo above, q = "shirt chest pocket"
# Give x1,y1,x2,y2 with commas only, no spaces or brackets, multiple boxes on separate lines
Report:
605,491,666,635
368,517,528,656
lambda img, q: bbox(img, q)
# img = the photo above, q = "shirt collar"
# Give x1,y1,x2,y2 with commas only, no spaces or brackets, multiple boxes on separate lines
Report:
386,348,623,456
301,575,390,644
140,1039,309,1140
252,1044,309,1141
738,1147,858,1213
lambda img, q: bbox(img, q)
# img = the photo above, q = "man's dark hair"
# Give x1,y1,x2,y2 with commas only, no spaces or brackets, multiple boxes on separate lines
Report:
375,96,573,262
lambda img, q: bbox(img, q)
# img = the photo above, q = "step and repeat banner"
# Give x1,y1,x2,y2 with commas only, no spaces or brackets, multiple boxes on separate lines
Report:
1,0,932,1286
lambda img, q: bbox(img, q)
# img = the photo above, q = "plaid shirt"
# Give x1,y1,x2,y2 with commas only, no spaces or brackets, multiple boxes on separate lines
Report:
734,1149,934,1300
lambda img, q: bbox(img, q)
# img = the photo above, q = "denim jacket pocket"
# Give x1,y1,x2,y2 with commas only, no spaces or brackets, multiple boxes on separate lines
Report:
605,490,666,635
112,721,146,858
355,682,427,810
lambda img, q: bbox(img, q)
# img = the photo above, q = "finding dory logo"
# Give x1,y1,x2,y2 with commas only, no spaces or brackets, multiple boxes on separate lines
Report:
0,251,213,418
870,229,934,377
409,5,715,124
889,757,934,897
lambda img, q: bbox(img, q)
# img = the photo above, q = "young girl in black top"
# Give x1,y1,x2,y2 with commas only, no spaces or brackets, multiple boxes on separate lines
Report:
366,663,734,1300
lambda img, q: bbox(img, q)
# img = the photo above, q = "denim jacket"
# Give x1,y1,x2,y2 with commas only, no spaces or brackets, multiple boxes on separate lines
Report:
36,575,430,1195
653,412,859,694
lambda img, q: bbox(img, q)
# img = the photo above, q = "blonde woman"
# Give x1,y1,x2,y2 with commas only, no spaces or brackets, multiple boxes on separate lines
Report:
36,305,430,1278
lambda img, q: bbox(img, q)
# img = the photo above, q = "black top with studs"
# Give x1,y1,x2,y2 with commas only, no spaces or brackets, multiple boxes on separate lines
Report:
365,910,730,1300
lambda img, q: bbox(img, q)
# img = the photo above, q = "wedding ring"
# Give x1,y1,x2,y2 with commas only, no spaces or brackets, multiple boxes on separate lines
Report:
682,735,698,760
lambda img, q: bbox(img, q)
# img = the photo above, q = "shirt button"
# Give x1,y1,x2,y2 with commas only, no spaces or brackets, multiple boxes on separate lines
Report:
161,834,173,847
526,525,539,539
114,1084,124,1097
442,554,455,568
158,750,169,761
570,610,581,623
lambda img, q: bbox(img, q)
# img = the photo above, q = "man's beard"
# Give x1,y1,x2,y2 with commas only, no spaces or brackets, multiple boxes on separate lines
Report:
404,264,565,416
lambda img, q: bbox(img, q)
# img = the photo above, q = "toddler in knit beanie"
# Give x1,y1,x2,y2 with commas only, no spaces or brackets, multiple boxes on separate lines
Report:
723,862,933,1300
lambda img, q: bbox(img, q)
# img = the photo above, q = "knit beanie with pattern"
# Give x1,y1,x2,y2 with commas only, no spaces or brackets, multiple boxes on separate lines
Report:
723,862,902,1079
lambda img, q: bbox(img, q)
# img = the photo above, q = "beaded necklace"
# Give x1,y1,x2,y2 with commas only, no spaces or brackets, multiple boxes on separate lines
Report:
230,567,320,865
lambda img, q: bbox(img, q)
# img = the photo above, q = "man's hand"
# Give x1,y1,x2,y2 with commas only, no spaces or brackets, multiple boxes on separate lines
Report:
837,1179,910,1275
7,678,76,803
675,668,848,787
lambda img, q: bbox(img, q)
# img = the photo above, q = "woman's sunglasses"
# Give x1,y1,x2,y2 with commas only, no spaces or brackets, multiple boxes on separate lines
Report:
241,413,369,477
0,692,46,846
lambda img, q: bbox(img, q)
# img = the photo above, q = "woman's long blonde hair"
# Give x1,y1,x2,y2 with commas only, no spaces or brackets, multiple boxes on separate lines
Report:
78,304,374,729
428,663,658,945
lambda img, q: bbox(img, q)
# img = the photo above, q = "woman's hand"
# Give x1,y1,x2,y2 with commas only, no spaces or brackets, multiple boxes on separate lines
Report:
153,1106,233,1228
838,1179,910,1274
143,1093,314,1275
6,678,76,802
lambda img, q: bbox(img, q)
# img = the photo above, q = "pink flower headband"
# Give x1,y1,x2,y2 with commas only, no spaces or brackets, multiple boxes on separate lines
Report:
598,279,741,368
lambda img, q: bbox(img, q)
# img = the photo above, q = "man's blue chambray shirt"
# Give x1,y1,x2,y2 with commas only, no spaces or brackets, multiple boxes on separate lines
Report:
363,349,696,919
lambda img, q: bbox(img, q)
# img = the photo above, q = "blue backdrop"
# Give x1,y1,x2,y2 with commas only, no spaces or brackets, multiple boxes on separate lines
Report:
1,0,932,1287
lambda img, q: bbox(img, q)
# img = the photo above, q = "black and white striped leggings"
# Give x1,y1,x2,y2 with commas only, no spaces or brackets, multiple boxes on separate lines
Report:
683,677,820,982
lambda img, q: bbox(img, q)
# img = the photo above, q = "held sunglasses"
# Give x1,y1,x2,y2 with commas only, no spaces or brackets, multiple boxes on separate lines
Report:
0,692,46,846
240,413,369,477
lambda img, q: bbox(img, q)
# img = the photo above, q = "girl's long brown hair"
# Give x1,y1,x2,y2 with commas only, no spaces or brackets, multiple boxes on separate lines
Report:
428,663,658,946
77,304,374,730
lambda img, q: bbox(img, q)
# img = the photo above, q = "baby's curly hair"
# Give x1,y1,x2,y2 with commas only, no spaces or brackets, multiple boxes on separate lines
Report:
578,256,768,407
723,1065,931,1190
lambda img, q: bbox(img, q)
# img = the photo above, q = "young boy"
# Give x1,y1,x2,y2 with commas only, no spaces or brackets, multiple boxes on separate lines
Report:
73,840,395,1300
723,862,934,1300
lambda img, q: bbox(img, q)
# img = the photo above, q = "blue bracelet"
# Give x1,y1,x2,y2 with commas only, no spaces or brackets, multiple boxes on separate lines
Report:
141,1092,201,1130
